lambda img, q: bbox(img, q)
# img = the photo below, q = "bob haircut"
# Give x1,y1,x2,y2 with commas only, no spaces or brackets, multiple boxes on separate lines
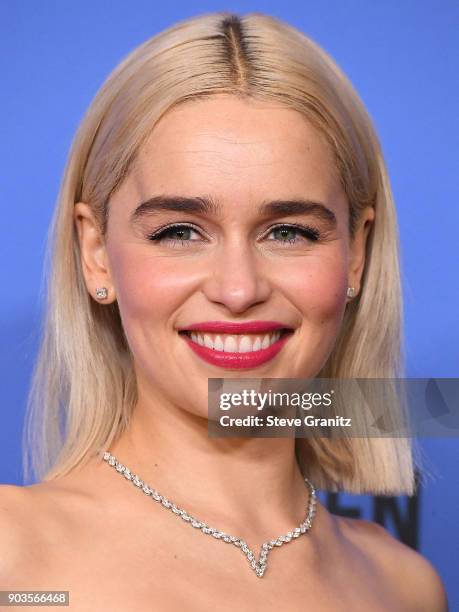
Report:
23,11,422,495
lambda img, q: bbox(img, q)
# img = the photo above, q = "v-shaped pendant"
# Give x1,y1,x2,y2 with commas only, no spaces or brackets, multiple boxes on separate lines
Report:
235,518,314,578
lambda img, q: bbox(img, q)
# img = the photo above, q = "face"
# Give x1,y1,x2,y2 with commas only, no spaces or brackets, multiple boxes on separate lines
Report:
74,95,374,419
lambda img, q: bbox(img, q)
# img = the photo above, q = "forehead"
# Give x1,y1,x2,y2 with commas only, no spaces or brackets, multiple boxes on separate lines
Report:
129,95,343,210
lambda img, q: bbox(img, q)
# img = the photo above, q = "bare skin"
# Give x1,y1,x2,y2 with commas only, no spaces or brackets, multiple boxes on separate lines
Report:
0,471,447,611
0,96,448,610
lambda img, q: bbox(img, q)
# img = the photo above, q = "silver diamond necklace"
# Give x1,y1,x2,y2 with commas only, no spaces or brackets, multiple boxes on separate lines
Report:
103,450,317,578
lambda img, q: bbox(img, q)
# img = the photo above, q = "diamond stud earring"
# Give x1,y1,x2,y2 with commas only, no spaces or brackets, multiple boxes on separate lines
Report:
347,286,356,298
95,287,109,300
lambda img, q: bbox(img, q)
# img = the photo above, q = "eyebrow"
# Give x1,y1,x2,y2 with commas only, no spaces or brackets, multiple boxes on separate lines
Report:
129,195,337,227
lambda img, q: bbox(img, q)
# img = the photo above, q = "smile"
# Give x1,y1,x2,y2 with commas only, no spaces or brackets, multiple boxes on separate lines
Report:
178,329,294,369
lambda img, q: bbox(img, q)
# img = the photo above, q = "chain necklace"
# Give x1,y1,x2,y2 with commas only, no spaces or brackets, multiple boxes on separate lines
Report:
102,450,317,578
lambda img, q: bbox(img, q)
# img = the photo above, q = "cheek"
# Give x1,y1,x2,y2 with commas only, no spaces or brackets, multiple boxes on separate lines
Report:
281,253,348,323
108,248,197,337
281,253,348,376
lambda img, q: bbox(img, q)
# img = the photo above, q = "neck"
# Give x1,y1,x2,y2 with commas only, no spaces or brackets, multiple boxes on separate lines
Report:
107,389,312,541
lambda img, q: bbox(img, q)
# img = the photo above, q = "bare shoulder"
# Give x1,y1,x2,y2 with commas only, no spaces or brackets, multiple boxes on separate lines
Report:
0,480,83,584
0,484,33,575
0,463,117,569
0,484,31,536
339,516,449,612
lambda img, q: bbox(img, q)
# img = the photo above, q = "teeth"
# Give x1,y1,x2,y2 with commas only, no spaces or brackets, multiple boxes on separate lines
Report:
203,334,213,349
261,334,271,349
239,336,253,353
223,336,238,352
214,335,224,351
188,331,283,353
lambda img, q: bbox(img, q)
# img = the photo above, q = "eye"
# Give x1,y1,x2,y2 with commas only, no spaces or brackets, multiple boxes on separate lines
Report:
146,222,322,248
147,223,202,247
264,223,321,245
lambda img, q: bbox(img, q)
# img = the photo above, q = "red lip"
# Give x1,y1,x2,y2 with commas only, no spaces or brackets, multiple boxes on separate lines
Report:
177,320,291,334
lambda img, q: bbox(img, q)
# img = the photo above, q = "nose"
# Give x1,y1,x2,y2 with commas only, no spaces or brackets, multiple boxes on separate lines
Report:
202,239,272,314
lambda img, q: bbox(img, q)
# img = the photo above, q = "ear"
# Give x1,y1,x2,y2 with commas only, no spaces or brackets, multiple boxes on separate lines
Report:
347,206,375,299
73,202,116,304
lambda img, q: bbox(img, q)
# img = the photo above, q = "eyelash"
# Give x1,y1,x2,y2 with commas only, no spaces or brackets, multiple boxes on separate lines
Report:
146,222,322,247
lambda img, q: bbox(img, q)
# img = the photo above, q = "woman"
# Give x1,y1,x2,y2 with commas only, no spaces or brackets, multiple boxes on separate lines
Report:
1,11,448,611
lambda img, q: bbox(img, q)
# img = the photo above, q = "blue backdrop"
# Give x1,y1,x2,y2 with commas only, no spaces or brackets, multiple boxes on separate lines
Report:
1,1,458,608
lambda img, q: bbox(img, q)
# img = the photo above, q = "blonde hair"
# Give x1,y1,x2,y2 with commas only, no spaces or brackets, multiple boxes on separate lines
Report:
23,11,421,494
